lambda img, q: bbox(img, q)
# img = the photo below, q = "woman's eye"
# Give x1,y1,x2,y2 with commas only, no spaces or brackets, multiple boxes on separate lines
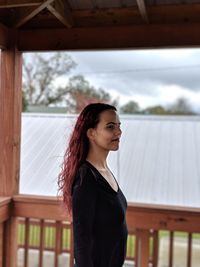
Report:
107,125,114,129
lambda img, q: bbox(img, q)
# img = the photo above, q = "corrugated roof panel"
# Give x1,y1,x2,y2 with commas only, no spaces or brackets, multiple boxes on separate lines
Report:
20,114,200,208
20,114,76,196
182,122,200,206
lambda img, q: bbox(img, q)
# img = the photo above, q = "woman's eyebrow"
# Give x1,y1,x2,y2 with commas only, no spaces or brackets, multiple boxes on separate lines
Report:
106,122,121,125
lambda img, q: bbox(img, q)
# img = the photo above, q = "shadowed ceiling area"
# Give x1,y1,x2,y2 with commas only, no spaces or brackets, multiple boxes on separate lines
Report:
1,1,200,51
1,0,200,29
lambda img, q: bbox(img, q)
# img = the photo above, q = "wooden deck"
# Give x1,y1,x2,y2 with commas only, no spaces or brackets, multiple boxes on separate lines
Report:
1,195,200,267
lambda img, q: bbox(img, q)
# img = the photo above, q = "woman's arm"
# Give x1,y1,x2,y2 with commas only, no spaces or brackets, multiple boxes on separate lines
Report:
72,167,97,267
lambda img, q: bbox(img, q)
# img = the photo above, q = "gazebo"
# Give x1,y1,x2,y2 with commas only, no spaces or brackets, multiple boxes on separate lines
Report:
1,1,200,267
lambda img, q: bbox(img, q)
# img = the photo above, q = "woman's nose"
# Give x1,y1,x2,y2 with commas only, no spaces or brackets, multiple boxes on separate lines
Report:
116,127,122,136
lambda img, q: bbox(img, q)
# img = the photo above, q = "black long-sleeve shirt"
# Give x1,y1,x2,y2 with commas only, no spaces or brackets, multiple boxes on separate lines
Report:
72,161,128,267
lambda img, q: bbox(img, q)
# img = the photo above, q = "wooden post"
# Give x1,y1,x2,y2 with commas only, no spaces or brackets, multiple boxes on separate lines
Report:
187,233,192,267
0,30,22,267
69,223,74,267
0,223,3,267
169,232,174,267
54,221,62,267
152,230,159,267
24,218,30,267
39,220,44,267
135,229,149,267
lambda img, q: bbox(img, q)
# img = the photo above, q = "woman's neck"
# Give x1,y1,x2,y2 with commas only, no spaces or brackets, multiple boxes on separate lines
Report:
86,149,109,170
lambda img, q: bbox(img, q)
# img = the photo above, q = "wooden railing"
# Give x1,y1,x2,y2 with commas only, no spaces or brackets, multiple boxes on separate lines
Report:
126,202,200,267
12,194,74,267
17,218,73,267
1,195,200,267
0,197,12,267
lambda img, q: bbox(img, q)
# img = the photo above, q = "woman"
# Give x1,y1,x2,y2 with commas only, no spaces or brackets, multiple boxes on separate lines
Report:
58,103,128,267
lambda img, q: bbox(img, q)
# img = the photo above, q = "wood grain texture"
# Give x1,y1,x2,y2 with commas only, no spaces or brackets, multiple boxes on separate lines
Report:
13,194,68,220
13,0,54,28
0,0,42,8
126,202,200,233
0,34,22,197
3,217,18,267
0,223,3,267
13,195,200,232
0,23,8,49
136,0,149,23
18,22,200,51
0,201,11,223
0,199,11,267
47,0,73,28
0,36,22,267
135,229,149,267
11,195,200,266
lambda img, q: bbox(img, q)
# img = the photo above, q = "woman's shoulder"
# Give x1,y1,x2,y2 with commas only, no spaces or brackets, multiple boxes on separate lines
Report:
73,161,98,186
77,161,92,176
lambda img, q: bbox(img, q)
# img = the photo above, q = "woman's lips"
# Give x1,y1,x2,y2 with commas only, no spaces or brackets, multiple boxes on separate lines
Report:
112,138,120,142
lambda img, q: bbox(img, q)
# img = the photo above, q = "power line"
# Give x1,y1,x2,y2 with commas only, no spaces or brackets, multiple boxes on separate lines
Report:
75,64,200,75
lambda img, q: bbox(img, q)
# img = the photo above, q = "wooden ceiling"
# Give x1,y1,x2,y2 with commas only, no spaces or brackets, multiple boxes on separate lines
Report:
1,0,200,51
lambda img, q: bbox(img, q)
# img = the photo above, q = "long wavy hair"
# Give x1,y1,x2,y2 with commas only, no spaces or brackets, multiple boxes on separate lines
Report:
58,103,116,219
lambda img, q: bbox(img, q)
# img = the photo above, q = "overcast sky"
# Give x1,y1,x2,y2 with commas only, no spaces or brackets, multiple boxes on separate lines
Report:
26,48,200,113
59,48,200,113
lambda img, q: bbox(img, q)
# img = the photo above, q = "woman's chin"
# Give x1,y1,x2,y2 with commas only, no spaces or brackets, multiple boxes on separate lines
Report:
110,145,119,151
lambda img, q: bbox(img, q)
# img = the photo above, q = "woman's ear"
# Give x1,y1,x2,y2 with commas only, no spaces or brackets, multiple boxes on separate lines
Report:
87,128,95,141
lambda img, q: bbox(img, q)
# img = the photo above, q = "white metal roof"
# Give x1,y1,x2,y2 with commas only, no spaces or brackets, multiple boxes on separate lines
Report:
20,113,200,207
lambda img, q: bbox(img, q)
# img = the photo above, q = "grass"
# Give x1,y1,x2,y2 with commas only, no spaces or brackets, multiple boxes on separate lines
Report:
18,222,72,250
18,223,200,258
18,222,135,255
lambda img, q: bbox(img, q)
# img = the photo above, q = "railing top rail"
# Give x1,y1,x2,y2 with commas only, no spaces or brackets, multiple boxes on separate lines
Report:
0,197,11,223
0,197,11,207
13,194,68,221
127,202,200,232
13,194,200,214
13,194,61,204
128,201,200,214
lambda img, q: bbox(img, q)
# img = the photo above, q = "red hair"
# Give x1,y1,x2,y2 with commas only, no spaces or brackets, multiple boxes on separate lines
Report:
58,103,116,220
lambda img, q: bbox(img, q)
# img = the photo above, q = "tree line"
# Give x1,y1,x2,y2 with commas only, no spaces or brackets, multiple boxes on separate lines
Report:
22,52,198,115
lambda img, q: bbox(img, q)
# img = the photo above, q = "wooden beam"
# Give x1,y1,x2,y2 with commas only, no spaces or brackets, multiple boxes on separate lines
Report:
73,7,141,26
13,0,55,28
47,0,73,28
63,4,200,26
0,23,8,49
0,0,42,8
0,32,22,197
18,22,200,51
0,31,22,267
136,0,148,23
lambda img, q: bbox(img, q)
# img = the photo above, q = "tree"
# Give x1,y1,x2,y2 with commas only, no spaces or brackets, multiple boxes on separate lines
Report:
143,105,167,115
120,100,140,114
167,97,195,115
23,52,76,106
64,75,112,113
22,91,28,112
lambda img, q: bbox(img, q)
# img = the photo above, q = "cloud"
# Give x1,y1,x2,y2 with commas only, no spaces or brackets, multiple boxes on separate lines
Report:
69,49,200,94
25,49,200,112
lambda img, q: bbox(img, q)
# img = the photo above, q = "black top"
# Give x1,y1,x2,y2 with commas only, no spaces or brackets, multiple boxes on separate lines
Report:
72,161,128,267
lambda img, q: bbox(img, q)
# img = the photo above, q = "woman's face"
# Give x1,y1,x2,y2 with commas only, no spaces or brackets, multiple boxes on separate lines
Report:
88,109,122,152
